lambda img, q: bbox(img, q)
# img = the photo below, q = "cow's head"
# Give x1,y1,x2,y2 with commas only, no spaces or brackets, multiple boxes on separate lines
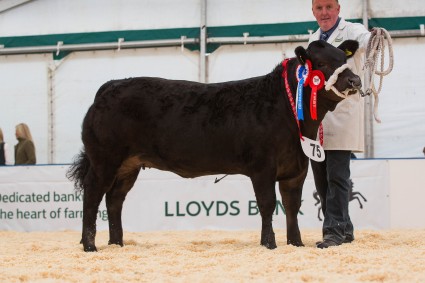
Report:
294,40,362,102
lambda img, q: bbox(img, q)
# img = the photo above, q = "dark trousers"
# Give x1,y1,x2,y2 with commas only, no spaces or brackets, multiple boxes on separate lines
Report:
310,150,354,244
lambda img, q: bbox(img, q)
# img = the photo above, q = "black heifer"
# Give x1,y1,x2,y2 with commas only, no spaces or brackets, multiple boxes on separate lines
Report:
68,40,361,252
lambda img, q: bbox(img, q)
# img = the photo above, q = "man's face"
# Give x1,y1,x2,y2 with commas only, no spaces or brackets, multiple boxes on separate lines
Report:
312,0,340,32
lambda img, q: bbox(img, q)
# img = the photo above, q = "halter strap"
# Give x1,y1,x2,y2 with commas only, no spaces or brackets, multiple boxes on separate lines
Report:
324,63,352,98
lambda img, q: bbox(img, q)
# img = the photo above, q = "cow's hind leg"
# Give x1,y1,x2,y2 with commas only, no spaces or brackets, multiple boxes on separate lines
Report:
81,167,113,252
279,182,304,247
106,169,140,247
250,171,277,249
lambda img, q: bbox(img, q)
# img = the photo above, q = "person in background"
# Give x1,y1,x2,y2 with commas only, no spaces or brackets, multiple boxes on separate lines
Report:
15,123,36,165
309,0,371,248
0,127,9,165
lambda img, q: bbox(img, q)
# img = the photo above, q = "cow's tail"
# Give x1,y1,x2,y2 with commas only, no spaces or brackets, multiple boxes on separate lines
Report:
66,149,90,192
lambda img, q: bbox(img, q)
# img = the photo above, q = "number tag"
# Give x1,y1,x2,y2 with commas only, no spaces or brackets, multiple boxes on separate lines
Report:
300,136,325,162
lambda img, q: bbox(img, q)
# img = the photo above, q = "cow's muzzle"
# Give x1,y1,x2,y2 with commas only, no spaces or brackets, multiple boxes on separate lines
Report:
349,78,366,97
325,64,364,98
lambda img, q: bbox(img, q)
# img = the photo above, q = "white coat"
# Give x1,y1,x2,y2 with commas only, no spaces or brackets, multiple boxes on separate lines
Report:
309,18,370,152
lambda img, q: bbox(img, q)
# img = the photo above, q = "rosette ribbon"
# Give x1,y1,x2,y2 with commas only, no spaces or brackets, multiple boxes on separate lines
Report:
295,60,311,120
308,70,325,120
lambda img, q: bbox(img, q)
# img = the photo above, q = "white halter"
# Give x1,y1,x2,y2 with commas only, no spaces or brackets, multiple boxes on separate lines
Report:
324,63,352,98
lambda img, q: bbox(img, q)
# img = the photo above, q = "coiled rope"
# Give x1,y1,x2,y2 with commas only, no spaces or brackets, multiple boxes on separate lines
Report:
364,27,394,123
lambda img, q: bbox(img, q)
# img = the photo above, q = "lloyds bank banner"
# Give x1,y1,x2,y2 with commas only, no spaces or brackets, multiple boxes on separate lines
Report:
0,161,390,232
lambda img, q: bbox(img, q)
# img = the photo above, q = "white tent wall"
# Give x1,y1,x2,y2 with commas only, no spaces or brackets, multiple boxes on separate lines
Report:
370,1,425,17
0,0,201,36
9,0,424,38
0,0,425,164
208,43,290,83
206,0,316,26
206,0,403,26
0,0,367,36
373,37,425,157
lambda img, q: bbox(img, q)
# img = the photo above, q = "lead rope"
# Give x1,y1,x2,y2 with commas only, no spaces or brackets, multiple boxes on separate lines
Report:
364,28,394,123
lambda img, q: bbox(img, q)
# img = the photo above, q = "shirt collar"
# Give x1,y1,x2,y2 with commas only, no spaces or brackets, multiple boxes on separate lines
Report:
320,17,341,41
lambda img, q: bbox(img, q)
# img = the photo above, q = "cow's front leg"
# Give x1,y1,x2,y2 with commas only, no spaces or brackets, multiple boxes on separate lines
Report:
279,182,304,247
250,171,277,249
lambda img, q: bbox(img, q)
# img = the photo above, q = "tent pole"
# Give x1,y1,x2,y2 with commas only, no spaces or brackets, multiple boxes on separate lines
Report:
199,0,207,83
363,0,374,158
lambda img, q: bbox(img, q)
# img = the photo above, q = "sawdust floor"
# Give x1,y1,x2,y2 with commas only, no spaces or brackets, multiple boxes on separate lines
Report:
1,229,425,282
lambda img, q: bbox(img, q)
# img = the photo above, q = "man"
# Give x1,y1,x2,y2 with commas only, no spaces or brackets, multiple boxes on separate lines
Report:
309,0,371,248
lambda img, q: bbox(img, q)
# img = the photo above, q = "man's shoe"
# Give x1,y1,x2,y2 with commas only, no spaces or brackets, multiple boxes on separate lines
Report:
316,239,340,249
315,239,351,245
344,235,354,243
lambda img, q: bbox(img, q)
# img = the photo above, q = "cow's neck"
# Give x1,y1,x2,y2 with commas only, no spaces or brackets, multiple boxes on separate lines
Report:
285,59,338,141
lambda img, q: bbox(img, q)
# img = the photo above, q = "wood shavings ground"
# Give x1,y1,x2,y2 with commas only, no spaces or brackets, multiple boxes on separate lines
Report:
1,229,424,282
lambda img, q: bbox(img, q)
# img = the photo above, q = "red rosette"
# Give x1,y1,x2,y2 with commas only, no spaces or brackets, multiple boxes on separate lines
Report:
309,70,325,90
308,70,325,120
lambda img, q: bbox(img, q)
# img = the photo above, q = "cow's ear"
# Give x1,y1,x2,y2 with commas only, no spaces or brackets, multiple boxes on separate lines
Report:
337,40,359,59
295,46,311,65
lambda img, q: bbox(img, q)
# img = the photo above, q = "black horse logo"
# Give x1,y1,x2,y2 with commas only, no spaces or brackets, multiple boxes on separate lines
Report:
313,179,367,221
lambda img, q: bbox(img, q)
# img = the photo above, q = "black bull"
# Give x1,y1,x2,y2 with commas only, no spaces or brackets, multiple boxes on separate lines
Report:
67,40,361,252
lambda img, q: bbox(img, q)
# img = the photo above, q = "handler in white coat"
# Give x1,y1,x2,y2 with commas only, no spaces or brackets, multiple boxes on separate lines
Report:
309,0,371,248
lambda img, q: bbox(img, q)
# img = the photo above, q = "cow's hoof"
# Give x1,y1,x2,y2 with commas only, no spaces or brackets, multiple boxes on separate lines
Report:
261,242,277,249
261,232,277,249
287,239,304,247
83,245,98,252
108,240,124,247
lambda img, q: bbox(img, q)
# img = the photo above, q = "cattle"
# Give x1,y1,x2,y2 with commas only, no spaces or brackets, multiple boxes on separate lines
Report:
67,40,361,252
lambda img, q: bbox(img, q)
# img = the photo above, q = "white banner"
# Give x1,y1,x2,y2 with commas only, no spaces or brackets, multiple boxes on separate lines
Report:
0,160,394,232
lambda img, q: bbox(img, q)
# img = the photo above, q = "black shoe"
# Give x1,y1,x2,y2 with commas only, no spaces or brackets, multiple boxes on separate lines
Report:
316,239,341,249
315,239,350,245
344,235,354,243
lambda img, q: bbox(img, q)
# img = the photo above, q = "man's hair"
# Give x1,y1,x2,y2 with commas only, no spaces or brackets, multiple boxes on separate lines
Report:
312,0,339,3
